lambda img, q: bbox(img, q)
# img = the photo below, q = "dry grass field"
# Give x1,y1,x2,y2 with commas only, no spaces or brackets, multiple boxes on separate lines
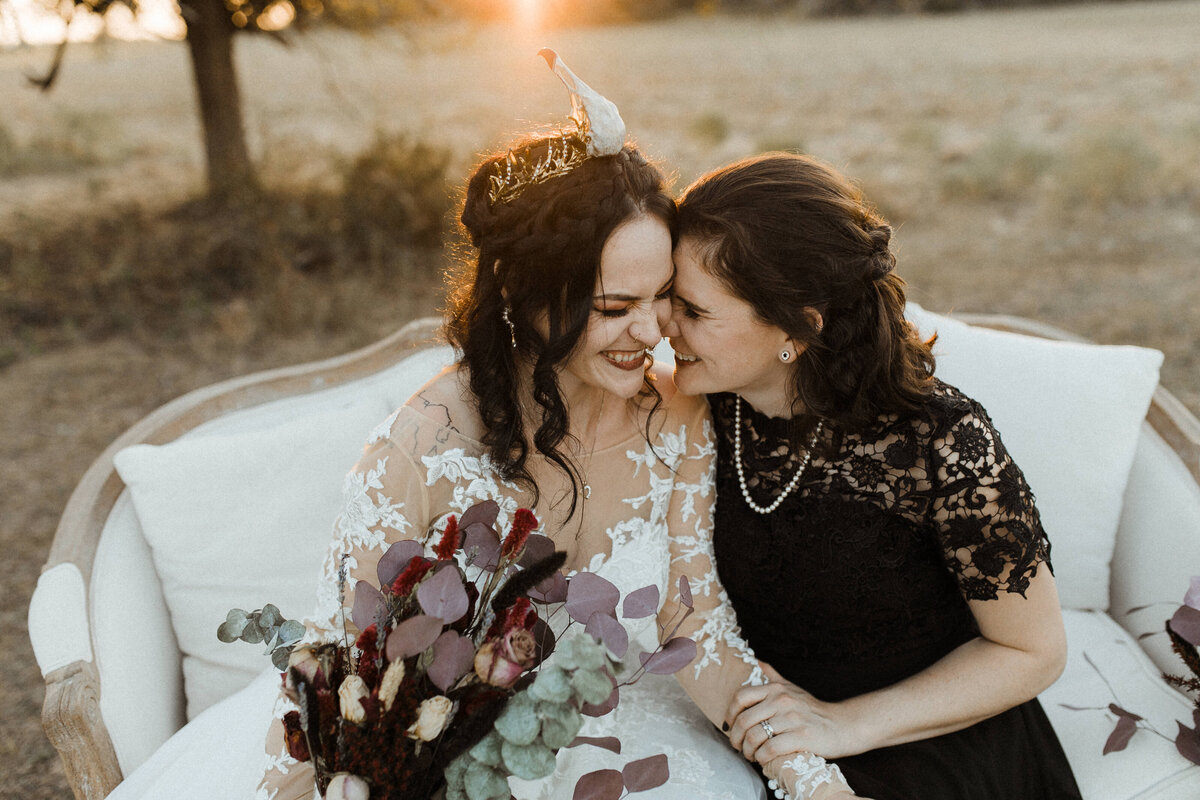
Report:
3,2,1199,797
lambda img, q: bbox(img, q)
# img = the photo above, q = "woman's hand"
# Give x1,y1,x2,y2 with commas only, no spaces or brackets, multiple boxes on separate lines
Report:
761,753,870,800
726,663,862,762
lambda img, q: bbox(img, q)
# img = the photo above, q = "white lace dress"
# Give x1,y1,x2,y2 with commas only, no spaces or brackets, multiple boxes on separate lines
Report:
256,391,842,800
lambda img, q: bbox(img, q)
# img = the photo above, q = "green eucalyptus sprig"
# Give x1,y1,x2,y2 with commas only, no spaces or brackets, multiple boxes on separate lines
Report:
217,604,306,670
443,635,614,800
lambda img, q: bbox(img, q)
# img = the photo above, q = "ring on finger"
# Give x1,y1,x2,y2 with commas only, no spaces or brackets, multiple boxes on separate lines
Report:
759,719,776,739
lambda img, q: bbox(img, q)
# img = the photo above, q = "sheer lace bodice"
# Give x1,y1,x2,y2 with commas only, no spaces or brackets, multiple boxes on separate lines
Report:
709,381,1054,702
257,388,846,800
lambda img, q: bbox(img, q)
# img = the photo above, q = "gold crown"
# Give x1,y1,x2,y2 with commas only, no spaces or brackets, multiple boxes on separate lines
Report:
487,133,589,206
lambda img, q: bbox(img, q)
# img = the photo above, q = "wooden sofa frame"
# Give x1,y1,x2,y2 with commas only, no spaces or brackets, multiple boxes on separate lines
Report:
33,314,1200,799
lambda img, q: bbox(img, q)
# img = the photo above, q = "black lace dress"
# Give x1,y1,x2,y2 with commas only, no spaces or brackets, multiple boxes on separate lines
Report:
709,383,1082,800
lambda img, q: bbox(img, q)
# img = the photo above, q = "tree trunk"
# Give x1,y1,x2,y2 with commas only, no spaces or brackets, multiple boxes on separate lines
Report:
181,0,256,203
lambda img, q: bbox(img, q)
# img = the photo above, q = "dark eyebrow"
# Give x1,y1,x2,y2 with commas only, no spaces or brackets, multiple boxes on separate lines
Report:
595,274,675,303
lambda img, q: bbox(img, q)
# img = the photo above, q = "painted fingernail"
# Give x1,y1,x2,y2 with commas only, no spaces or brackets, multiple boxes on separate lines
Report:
721,722,729,732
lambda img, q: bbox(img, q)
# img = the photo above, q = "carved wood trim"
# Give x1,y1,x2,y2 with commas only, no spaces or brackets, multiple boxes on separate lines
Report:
39,317,442,798
42,660,123,800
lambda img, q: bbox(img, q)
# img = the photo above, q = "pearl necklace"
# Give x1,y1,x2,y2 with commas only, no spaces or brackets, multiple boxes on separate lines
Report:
733,396,823,515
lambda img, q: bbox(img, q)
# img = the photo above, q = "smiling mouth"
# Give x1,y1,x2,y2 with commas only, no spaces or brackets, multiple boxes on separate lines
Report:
674,351,701,365
603,349,648,371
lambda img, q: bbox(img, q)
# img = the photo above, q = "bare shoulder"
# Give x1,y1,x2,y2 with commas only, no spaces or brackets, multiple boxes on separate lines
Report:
405,366,485,440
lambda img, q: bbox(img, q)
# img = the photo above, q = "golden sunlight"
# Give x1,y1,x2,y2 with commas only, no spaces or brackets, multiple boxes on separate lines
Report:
512,0,544,31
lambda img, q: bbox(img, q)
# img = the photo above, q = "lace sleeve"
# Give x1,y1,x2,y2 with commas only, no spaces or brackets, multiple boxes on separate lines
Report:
660,407,849,799
257,413,434,799
928,397,1052,601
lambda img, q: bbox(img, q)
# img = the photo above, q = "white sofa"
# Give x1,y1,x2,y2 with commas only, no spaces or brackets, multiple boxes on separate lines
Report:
28,312,1200,799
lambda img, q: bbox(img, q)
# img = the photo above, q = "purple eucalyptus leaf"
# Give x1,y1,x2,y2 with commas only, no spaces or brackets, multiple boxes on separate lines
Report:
385,614,444,661
417,565,470,623
1108,703,1143,722
572,769,624,800
622,753,669,793
566,572,620,623
622,585,660,620
585,612,629,660
580,673,619,717
1169,605,1200,646
529,571,568,604
351,582,387,632
463,522,501,572
1177,721,1200,766
1102,716,1138,754
530,616,556,667
518,533,555,567
678,575,693,610
638,637,698,675
459,500,500,530
377,540,424,588
567,736,621,754
1185,576,1200,610
427,630,476,691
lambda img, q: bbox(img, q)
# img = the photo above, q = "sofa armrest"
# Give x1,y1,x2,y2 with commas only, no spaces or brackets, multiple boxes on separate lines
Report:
30,564,123,800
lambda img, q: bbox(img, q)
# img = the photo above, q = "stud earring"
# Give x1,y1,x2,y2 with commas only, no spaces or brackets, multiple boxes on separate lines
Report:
502,307,517,349
779,350,792,363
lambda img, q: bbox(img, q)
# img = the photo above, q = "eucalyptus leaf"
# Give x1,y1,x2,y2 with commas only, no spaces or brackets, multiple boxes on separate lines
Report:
539,706,583,749
621,754,669,793
216,620,241,643
463,759,510,800
572,667,615,706
259,604,282,629
239,623,265,644
528,666,571,704
271,646,292,671
278,619,306,644
494,692,540,746
468,732,503,768
501,738,556,780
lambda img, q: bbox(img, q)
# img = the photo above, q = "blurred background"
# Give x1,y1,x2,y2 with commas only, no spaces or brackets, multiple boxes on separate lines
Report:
2,1,1197,796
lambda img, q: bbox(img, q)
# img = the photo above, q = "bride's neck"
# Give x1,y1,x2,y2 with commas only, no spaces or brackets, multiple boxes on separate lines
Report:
516,365,640,453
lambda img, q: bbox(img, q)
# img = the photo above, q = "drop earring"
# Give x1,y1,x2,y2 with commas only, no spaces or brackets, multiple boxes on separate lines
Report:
502,307,517,349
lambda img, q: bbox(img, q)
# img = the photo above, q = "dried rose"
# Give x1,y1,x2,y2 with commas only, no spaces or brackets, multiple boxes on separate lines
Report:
338,674,369,723
407,695,454,741
378,659,407,712
284,645,322,702
474,627,537,688
326,773,370,800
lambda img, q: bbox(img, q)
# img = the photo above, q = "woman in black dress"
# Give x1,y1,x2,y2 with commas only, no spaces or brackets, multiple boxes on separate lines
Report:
663,153,1082,799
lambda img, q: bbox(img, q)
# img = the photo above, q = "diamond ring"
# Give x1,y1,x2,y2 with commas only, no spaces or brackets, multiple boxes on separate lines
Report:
759,719,776,739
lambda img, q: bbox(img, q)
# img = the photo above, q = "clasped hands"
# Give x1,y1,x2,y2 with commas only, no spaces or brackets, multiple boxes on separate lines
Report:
725,664,870,800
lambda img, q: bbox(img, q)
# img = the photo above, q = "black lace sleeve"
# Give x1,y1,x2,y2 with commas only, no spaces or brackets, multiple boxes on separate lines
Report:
926,391,1052,601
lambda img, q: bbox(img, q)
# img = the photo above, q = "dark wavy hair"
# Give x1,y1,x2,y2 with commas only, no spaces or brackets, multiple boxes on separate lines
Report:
445,134,675,519
676,152,935,435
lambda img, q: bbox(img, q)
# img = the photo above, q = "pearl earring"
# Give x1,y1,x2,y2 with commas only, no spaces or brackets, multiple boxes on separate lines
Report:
502,307,517,349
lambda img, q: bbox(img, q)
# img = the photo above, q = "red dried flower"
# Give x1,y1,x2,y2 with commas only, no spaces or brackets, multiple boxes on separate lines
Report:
354,623,378,654
391,556,434,596
486,595,538,640
500,508,538,560
282,710,311,762
434,515,461,561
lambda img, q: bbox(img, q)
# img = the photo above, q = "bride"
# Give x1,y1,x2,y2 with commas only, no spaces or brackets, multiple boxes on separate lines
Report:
256,53,858,800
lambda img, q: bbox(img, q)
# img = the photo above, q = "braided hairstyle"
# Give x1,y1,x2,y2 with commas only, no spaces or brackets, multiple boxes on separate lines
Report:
446,134,675,519
676,152,935,435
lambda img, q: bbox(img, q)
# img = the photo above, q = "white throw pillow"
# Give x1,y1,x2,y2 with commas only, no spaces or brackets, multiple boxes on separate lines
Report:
114,396,390,719
906,304,1163,610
